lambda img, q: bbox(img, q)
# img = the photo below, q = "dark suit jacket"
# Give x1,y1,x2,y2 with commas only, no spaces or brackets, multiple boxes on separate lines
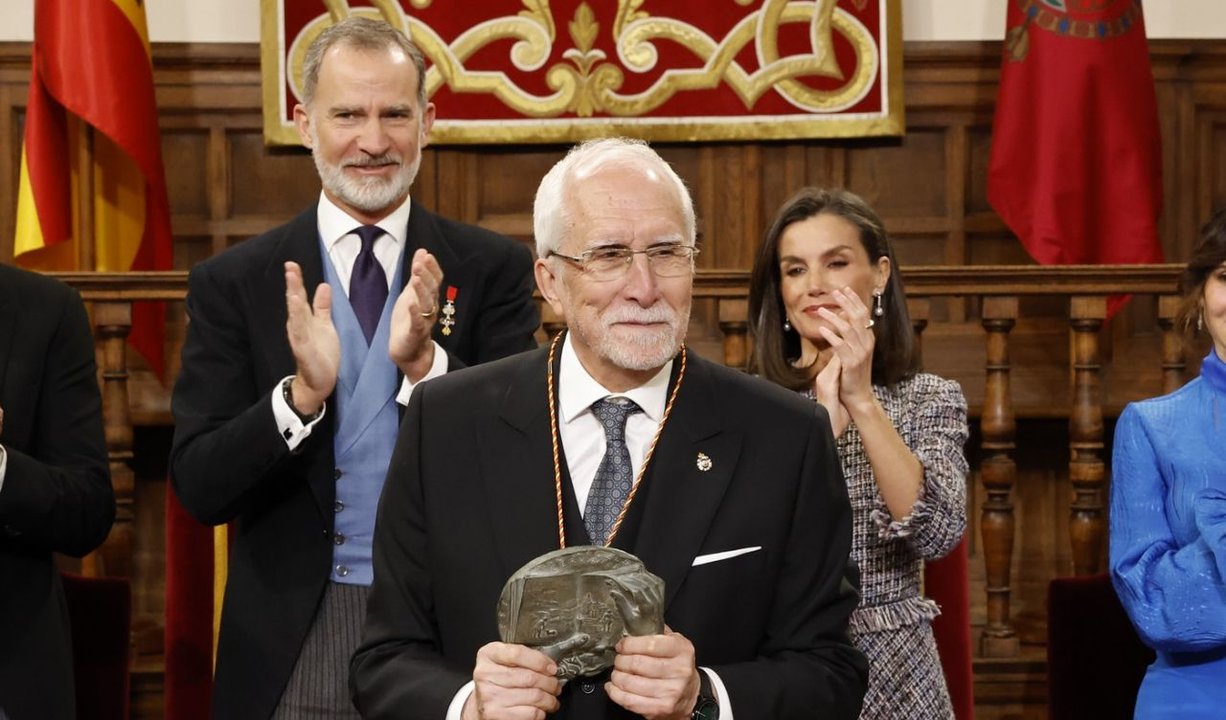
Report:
351,346,868,719
169,201,539,720
0,265,114,720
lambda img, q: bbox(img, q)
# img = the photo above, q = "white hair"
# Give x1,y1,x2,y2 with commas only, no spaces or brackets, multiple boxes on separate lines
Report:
532,137,696,258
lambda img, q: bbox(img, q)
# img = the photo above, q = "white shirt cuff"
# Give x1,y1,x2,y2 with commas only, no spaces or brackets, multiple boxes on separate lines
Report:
271,376,327,450
395,340,450,406
445,680,475,720
702,667,734,718
0,444,7,493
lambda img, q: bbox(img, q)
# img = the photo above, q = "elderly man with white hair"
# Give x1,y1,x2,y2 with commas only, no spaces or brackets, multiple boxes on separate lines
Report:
352,137,868,720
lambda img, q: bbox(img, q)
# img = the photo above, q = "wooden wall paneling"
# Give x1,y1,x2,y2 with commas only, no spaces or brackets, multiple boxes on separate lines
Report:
737,145,763,269
470,146,558,246
945,123,969,325
1153,54,1183,263
459,150,481,227
228,130,319,235
686,146,725,352
161,128,210,235
208,125,231,256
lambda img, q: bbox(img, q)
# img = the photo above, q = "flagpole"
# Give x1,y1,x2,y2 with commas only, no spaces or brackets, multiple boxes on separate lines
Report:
73,116,95,272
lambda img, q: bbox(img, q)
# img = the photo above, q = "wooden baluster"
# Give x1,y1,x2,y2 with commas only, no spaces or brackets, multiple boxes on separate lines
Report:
1157,294,1187,394
92,301,135,579
1069,296,1107,576
979,297,1020,657
907,298,930,367
718,298,749,369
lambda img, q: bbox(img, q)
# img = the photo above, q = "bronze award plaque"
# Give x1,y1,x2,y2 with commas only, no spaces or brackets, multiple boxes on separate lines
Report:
497,546,665,679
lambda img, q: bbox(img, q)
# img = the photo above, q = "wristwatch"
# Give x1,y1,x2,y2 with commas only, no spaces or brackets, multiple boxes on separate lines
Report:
692,670,720,720
282,377,322,424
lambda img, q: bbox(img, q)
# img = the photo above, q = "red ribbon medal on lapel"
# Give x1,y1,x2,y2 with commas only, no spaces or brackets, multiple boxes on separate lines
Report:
440,285,458,336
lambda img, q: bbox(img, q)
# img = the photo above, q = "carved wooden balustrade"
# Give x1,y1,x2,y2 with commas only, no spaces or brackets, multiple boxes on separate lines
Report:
59,264,1188,672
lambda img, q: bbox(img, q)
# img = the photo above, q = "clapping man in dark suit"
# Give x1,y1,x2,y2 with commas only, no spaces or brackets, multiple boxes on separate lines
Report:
352,138,867,719
0,264,114,720
170,16,539,719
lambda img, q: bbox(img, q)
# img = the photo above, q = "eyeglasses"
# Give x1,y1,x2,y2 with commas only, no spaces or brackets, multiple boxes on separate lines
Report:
548,244,700,282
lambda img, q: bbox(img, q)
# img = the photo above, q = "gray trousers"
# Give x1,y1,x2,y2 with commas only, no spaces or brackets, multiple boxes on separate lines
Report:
272,582,370,720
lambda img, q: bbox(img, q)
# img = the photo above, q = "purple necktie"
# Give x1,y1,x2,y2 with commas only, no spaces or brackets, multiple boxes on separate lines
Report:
349,225,388,344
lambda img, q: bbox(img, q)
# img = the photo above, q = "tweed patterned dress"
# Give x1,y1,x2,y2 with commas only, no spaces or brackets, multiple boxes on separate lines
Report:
806,373,969,720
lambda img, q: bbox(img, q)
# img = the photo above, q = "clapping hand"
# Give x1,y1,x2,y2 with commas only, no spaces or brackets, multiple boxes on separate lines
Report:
813,354,849,438
389,249,444,382
284,261,340,415
816,287,877,412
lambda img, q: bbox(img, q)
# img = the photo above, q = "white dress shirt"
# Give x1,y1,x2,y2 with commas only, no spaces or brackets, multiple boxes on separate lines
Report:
446,334,734,718
271,192,449,448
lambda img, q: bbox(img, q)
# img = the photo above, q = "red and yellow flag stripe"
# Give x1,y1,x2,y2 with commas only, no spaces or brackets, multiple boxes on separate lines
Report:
15,0,173,375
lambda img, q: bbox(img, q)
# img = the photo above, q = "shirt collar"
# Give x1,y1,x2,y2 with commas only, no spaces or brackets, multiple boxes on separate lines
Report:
558,332,671,424
315,191,412,250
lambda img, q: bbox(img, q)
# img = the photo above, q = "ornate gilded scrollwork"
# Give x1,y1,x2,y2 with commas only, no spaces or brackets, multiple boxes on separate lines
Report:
265,0,899,143
289,0,879,117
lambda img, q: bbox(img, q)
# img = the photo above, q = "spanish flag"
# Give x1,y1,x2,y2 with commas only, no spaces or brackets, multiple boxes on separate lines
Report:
15,0,173,377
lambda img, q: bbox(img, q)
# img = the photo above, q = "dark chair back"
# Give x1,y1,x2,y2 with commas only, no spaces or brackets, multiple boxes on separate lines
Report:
61,572,132,720
1047,574,1153,720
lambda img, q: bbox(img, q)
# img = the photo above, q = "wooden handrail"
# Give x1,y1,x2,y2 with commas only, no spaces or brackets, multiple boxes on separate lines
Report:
49,263,1186,300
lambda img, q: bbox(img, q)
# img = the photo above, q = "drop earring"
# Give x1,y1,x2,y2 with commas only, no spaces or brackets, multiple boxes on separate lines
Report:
1198,311,1204,333
783,317,792,332
872,291,885,318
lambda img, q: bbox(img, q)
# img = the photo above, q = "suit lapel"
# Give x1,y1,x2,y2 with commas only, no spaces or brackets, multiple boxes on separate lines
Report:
253,207,324,380
476,348,566,580
632,353,741,610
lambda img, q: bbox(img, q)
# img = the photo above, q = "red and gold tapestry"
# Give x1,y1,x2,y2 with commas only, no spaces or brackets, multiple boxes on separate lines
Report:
261,0,902,145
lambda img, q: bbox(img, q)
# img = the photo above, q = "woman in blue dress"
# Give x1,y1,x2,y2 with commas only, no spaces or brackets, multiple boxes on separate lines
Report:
1111,209,1226,718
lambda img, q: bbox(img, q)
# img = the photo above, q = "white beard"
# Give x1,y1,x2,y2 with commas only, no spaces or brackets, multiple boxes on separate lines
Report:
310,127,421,214
575,302,690,371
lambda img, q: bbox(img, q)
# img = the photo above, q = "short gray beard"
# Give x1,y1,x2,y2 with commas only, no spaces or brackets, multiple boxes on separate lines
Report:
581,303,690,372
310,126,421,214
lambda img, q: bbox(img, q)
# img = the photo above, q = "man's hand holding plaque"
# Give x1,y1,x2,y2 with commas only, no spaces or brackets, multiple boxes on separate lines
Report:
466,547,702,718
464,641,563,720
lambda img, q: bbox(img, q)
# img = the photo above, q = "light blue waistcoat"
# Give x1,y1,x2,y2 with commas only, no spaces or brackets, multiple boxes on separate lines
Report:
320,239,405,585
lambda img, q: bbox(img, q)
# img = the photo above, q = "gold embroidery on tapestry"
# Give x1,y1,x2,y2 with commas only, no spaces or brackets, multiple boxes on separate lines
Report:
285,0,879,118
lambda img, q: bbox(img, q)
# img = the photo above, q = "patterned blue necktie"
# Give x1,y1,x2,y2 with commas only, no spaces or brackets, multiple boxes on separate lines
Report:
584,397,642,545
349,225,388,344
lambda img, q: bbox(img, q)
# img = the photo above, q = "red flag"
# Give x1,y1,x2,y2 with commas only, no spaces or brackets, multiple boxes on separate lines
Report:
163,496,217,720
15,0,173,377
988,0,1163,268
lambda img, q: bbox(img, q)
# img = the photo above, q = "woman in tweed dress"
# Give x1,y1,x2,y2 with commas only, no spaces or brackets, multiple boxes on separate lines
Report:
747,188,969,719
